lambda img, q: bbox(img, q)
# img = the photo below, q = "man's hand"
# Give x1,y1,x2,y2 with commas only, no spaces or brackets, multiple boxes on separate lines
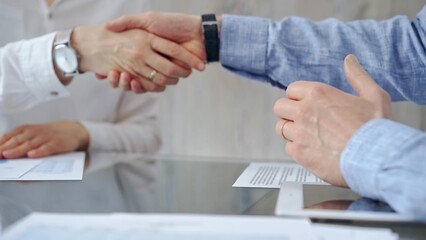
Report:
0,121,90,159
274,55,393,187
106,12,206,60
103,12,209,93
72,24,205,93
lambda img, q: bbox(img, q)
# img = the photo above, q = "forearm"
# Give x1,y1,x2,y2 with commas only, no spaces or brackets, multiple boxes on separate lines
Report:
80,121,161,154
341,119,426,221
220,8,426,103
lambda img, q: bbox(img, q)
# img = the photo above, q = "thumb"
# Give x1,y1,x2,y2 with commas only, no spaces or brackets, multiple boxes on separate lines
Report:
106,15,148,32
344,54,382,100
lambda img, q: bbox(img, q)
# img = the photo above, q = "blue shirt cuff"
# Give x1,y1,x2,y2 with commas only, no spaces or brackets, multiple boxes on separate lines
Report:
220,15,270,82
341,119,422,201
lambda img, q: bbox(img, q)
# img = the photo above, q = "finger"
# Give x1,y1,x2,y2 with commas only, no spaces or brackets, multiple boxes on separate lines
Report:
152,37,205,72
108,71,120,88
273,98,301,121
130,80,147,94
134,77,166,93
145,49,192,78
286,81,319,101
27,142,61,158
0,132,33,151
143,65,180,86
344,54,381,99
119,72,131,91
275,119,295,142
0,126,28,146
95,73,107,80
2,137,45,159
152,73,179,86
106,15,149,32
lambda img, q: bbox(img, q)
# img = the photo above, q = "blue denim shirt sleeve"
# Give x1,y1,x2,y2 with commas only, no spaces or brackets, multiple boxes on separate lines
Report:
220,6,426,104
220,7,426,221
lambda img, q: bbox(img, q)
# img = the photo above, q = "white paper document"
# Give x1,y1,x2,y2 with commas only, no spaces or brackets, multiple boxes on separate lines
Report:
233,162,328,188
313,224,398,240
0,160,41,179
0,152,85,181
2,213,316,240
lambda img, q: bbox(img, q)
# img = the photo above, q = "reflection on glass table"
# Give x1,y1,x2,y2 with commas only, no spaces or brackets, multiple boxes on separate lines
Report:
0,151,424,239
0,152,269,229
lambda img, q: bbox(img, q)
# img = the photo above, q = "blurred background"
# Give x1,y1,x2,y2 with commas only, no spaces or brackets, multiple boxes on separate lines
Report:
147,0,426,161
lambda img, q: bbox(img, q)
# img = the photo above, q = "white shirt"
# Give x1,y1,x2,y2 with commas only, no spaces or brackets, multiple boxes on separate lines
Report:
0,0,161,153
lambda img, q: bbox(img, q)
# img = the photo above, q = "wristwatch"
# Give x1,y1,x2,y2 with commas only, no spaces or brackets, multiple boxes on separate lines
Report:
201,14,220,63
53,28,81,77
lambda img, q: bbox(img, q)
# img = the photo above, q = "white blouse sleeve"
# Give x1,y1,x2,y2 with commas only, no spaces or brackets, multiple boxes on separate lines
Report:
0,33,69,113
80,93,162,154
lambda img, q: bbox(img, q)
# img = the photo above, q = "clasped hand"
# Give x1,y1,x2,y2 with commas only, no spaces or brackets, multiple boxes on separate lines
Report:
76,12,206,93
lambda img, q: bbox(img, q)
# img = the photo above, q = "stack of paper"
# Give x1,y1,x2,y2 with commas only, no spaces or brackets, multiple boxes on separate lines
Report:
233,162,328,188
0,152,85,181
2,213,316,240
313,224,398,240
1,213,398,240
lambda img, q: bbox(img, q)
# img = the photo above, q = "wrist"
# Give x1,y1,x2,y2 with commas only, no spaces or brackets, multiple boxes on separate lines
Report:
71,26,97,73
74,121,90,150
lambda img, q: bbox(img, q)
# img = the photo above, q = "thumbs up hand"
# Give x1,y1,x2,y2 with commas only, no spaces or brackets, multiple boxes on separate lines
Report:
273,55,393,187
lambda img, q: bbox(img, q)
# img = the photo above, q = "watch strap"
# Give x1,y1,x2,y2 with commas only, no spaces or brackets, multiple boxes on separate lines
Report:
202,14,220,63
54,28,73,46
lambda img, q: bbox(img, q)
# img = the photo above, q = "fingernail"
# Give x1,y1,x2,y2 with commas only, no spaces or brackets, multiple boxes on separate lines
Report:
346,54,360,66
196,63,205,71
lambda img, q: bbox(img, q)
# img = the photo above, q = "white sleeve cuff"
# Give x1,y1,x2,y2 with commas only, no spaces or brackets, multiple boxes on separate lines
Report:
20,33,69,102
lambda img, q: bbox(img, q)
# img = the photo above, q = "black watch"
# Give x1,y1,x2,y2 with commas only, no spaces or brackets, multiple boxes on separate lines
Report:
201,14,220,63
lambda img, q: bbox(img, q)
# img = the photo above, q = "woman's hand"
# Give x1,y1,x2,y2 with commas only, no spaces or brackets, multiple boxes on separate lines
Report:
0,121,90,159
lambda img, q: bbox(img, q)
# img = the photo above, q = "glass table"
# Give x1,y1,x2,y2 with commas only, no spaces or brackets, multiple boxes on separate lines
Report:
0,152,425,239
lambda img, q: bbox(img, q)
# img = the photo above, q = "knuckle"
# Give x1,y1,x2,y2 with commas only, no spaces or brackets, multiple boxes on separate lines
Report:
11,136,21,144
294,105,308,120
155,85,166,92
309,84,327,98
128,51,141,61
182,68,192,78
273,99,285,115
144,11,156,21
285,143,304,162
155,75,168,85
25,140,36,149
170,78,179,85
43,144,54,151
164,66,178,77
167,45,181,57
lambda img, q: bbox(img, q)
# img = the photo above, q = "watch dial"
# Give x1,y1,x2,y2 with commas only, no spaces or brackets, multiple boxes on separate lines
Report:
54,45,78,73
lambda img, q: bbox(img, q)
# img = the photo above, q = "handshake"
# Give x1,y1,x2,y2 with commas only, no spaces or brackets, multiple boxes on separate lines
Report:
69,12,213,93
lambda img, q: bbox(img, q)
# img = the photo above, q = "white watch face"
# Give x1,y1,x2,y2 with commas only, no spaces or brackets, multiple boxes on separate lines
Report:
54,45,78,73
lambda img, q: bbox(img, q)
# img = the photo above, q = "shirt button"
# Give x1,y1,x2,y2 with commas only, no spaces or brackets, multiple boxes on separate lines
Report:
50,91,59,96
48,12,53,19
